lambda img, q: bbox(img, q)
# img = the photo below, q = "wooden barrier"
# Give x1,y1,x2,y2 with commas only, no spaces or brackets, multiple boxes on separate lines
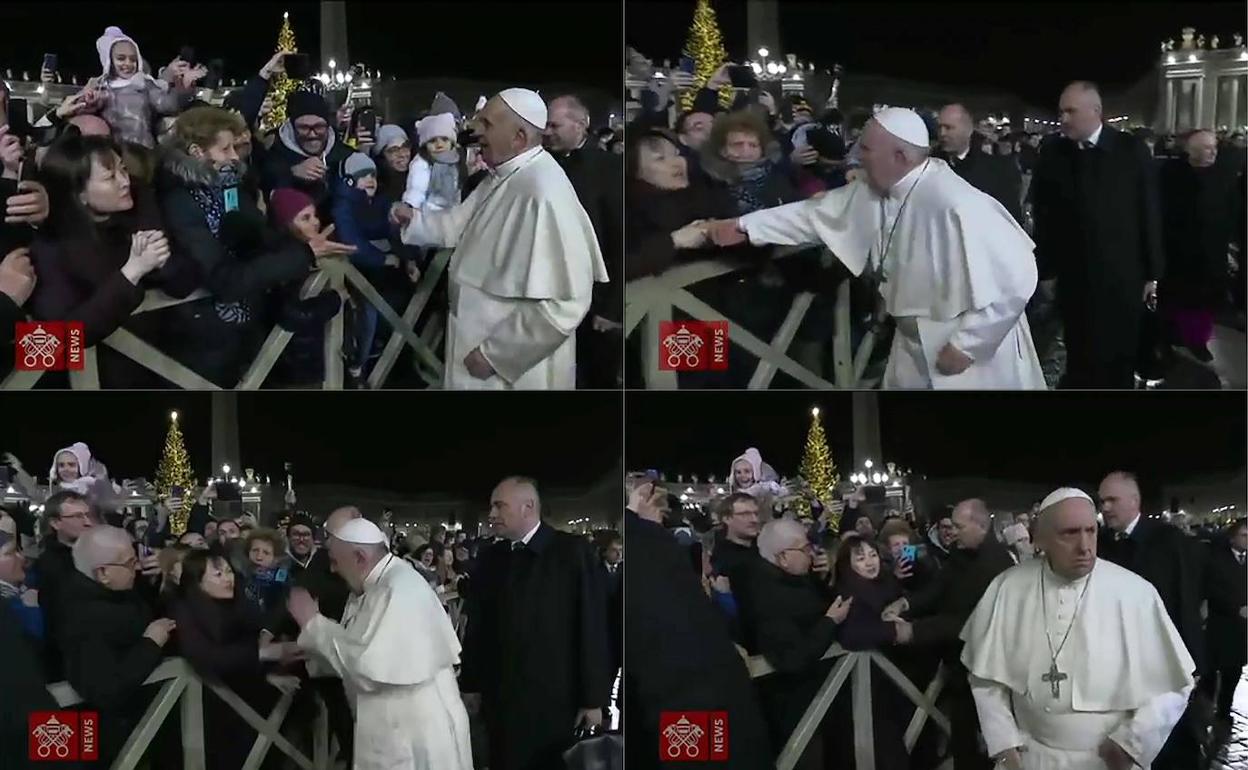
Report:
745,644,952,770
47,658,328,770
625,246,882,389
3,249,452,391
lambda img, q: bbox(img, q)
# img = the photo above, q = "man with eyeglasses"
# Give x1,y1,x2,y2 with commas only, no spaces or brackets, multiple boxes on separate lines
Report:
262,91,353,216
32,491,97,679
59,525,176,766
740,518,848,767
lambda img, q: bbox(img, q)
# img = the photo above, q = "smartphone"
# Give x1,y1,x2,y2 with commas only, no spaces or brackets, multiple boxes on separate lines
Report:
179,46,196,65
6,99,30,141
283,53,311,81
679,56,695,74
901,544,919,563
357,107,378,138
727,64,759,89
42,53,57,73
202,59,223,90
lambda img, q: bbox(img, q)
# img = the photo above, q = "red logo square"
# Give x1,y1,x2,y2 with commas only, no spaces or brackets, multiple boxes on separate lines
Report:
660,711,710,762
658,321,728,372
15,322,66,371
29,711,80,761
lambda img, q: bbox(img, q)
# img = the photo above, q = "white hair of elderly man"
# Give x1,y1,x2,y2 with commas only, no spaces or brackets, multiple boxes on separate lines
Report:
72,525,133,579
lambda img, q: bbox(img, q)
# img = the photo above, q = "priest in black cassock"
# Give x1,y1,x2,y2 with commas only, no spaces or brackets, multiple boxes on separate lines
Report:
1159,129,1242,364
459,476,611,770
934,103,1023,224
1096,471,1205,770
1030,81,1164,388
624,480,773,770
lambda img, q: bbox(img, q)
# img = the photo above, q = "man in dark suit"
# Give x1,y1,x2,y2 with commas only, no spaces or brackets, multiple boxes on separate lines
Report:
545,95,624,389
1199,518,1246,735
459,476,610,770
935,104,1023,224
1097,471,1204,770
600,532,624,723
1030,81,1164,388
624,480,773,770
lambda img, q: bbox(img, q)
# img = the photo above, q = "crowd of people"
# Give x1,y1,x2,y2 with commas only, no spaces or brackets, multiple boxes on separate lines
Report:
624,55,1246,389
0,441,624,770
625,451,1246,770
0,26,621,389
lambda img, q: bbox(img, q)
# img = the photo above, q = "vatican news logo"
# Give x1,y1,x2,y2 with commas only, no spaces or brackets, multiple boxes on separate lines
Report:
15,322,85,372
29,711,98,761
658,321,728,372
659,711,728,762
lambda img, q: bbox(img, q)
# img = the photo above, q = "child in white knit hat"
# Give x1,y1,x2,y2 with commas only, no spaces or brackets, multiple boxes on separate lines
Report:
402,111,464,212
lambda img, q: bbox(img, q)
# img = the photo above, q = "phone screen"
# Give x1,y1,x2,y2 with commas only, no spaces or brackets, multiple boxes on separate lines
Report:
901,544,918,562
43,53,57,72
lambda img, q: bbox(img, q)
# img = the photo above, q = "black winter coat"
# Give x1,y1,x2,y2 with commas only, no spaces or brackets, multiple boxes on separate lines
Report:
1098,518,1206,671
1029,126,1164,384
57,571,165,766
623,511,773,770
1159,157,1241,307
552,144,623,322
936,133,1024,224
32,537,76,680
460,523,610,770
1203,541,1246,670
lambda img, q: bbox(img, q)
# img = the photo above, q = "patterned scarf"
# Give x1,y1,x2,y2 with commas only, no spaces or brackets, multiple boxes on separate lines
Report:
187,164,251,324
428,153,461,209
731,159,778,215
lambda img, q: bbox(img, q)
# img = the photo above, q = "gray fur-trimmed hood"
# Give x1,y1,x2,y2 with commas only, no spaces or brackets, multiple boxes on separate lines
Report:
700,133,785,185
159,138,226,188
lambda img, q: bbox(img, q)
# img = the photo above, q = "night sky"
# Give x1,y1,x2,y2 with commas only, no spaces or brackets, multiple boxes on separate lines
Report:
625,392,1246,486
0,1,620,90
627,0,1245,107
2,393,622,497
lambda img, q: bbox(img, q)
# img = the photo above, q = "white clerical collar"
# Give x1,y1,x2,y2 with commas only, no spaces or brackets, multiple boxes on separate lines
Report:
518,520,541,546
1122,513,1141,538
956,146,970,161
489,144,544,178
1042,555,1092,588
886,160,928,200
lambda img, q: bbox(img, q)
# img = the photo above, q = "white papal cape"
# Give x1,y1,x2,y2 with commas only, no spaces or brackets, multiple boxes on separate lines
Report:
739,159,1046,389
960,558,1195,770
402,145,609,389
299,555,472,770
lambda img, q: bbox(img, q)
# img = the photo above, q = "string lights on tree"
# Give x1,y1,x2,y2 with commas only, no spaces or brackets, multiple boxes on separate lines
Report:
680,0,731,111
154,410,197,535
260,11,299,134
794,406,839,523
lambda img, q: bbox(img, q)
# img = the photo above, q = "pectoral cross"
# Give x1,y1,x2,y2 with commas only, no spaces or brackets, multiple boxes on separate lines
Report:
1042,661,1068,699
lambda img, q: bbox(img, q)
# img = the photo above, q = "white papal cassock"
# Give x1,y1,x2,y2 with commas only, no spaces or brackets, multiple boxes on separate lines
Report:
738,158,1046,389
960,558,1195,770
299,555,472,770
402,145,609,389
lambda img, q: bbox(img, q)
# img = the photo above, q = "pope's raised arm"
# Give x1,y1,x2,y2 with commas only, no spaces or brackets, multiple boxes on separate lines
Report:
400,185,484,249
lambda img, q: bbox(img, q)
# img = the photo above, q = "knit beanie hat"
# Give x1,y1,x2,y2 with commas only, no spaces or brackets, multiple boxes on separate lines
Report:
430,91,462,121
417,113,456,146
371,124,409,156
270,188,316,230
343,152,376,180
286,91,332,123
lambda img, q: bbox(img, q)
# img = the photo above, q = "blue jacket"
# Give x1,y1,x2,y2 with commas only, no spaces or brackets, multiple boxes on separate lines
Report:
331,181,397,269
4,593,44,641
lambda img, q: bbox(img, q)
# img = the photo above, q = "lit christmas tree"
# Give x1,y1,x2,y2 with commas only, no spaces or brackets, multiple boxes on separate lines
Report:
260,11,299,134
680,0,731,111
795,406,839,525
155,411,197,535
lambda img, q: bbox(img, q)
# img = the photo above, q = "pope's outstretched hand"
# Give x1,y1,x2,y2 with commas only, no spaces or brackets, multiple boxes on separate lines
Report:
708,219,747,247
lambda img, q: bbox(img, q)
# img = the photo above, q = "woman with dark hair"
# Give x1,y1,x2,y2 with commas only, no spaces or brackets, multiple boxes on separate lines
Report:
30,133,199,385
171,550,300,770
828,534,911,769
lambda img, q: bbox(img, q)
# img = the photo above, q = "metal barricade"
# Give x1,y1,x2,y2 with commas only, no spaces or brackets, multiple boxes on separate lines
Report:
744,644,953,770
625,246,882,389
47,657,330,770
4,249,452,391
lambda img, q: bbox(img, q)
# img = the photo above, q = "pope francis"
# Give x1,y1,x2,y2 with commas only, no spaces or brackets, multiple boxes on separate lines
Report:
708,107,1045,389
399,87,610,389
288,518,473,769
959,488,1195,770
